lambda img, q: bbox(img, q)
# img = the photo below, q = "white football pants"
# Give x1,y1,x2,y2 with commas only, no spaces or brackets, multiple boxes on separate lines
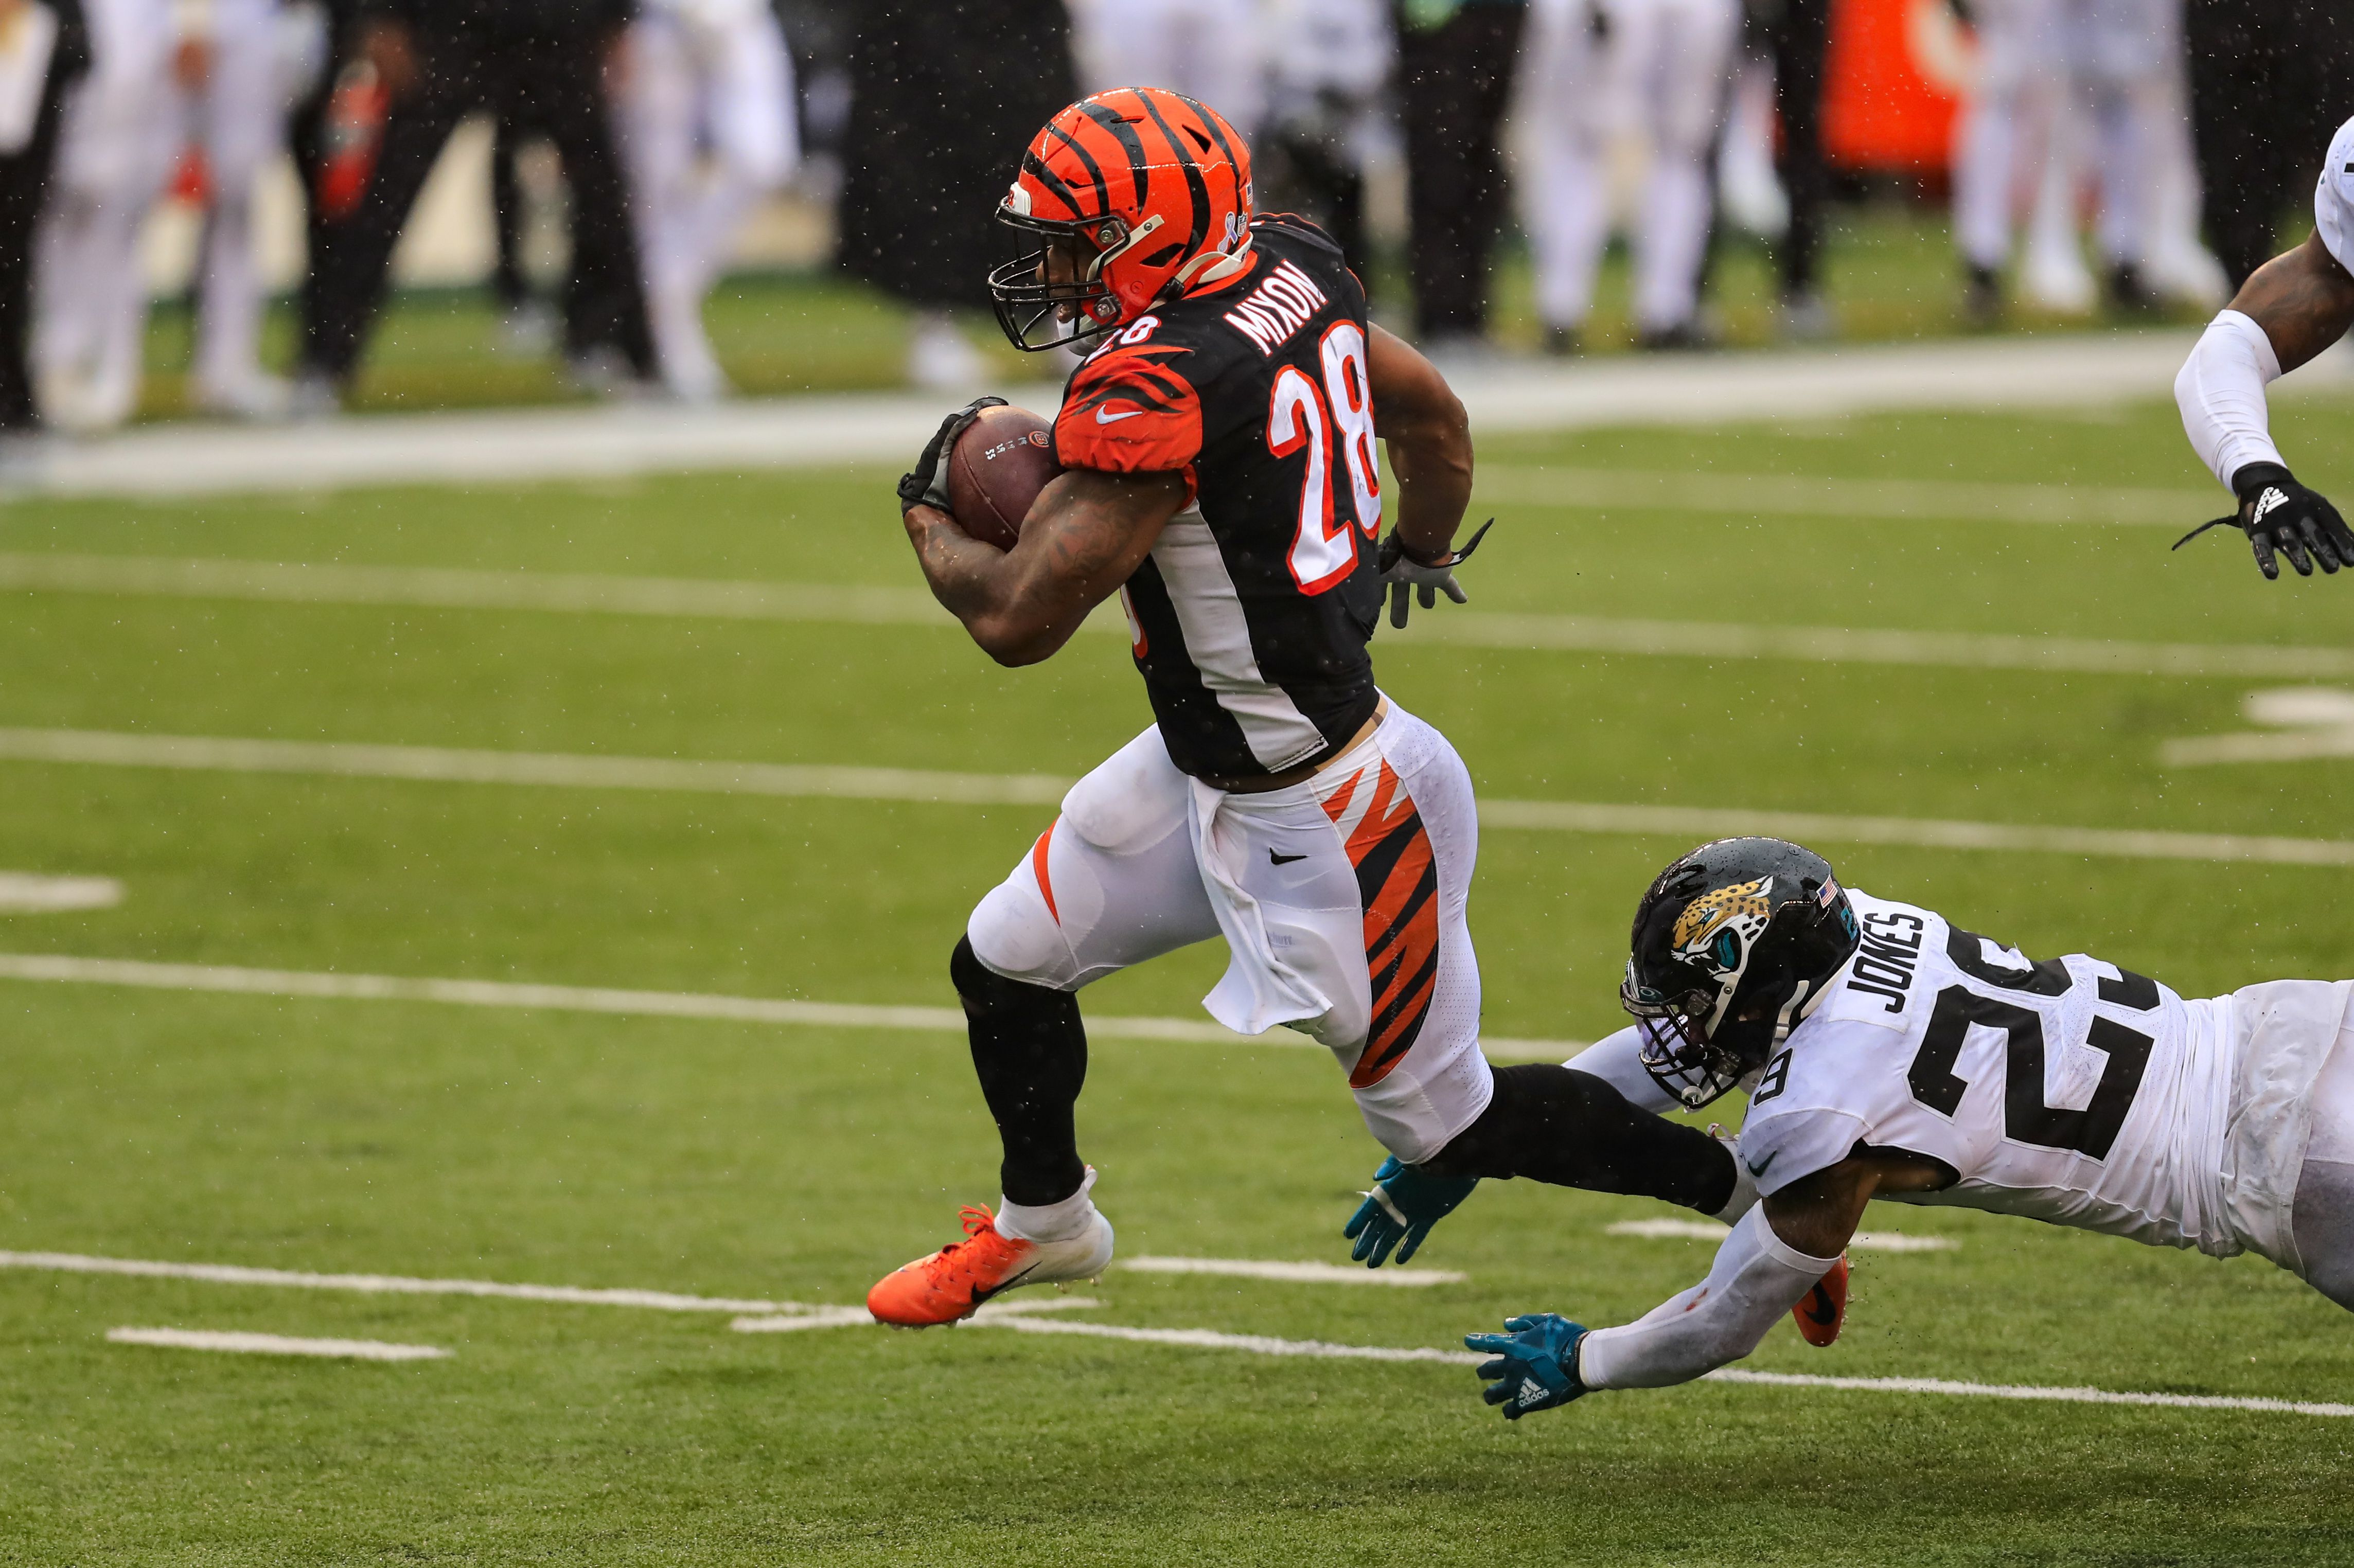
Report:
1518,0,1738,332
2292,1008,2354,1311
965,701,1495,1164
1953,0,2179,277
1066,0,1267,137
620,0,796,401
37,0,286,427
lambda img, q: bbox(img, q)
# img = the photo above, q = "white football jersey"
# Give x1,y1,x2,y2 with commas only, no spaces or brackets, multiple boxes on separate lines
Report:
1737,892,2245,1258
2318,116,2354,278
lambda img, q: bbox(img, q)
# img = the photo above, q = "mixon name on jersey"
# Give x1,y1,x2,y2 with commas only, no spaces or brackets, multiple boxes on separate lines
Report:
1223,260,1331,355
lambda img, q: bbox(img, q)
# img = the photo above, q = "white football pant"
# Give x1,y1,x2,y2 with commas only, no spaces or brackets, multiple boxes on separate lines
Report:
965,701,1496,1165
620,0,797,401
1954,0,2189,289
1066,0,1267,137
1518,0,1738,333
37,0,288,429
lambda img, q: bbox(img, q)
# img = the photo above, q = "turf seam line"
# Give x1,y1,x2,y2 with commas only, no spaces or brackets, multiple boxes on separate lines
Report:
0,953,1582,1059
2,726,2345,866
9,552,2352,680
106,1327,450,1361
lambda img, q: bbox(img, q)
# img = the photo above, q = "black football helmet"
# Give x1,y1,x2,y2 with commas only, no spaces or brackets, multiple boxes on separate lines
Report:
1619,838,1860,1108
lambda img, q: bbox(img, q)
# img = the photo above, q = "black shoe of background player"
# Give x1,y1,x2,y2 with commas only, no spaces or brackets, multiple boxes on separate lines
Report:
1962,264,2003,330
2106,262,2163,315
1635,319,1718,353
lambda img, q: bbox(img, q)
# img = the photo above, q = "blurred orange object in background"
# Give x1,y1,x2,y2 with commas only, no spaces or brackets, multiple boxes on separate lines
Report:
1822,0,1974,175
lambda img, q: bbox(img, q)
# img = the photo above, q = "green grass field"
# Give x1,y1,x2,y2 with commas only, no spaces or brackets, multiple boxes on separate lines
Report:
2,393,2352,1564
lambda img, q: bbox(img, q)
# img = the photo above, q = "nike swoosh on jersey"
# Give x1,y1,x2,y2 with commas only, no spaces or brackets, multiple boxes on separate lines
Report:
1744,1149,1779,1179
1094,406,1145,424
1269,850,1307,865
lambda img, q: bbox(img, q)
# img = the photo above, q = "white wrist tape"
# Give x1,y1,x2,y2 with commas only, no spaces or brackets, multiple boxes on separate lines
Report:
1576,1206,1836,1390
2175,310,2286,492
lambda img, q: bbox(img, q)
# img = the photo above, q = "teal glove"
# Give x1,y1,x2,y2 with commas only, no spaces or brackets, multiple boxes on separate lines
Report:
1342,1155,1478,1267
1466,1313,1590,1419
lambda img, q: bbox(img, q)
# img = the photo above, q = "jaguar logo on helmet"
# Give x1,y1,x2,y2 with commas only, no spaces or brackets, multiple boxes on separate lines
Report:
1670,876,1773,977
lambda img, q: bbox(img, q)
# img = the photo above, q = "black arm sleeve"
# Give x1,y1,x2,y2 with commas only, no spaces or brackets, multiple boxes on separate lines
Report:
1419,1063,1737,1215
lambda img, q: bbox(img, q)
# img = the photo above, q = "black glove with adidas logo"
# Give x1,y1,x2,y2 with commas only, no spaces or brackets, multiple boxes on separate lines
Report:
2175,462,2354,581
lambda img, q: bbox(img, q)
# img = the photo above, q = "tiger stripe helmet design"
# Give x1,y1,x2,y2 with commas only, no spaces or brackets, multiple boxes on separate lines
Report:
988,87,1255,353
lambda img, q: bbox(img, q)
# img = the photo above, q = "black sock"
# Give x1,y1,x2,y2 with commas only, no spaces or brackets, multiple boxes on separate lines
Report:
951,935,1088,1208
1422,1063,1736,1215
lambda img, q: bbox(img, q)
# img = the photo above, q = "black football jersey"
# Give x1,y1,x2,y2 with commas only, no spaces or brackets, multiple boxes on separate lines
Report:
1052,215,1386,781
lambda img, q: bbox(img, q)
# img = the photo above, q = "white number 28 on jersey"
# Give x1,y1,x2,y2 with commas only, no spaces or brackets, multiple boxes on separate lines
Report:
1267,324,1383,595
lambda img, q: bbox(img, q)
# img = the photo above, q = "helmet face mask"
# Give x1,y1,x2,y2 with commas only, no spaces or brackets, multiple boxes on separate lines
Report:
1619,839,1862,1110
988,211,1150,353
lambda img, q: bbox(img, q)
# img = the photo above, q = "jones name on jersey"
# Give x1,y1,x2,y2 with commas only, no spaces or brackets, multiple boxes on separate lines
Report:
1052,214,1387,782
1738,892,2251,1258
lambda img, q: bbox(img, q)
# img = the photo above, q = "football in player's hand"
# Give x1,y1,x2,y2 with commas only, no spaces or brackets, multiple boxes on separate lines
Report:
947,404,1061,550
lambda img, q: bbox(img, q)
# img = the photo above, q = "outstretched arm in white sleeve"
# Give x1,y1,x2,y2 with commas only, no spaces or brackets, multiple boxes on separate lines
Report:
2174,233,2354,580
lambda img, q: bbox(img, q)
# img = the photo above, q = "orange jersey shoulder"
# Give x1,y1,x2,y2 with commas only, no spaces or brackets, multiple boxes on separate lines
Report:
1054,337,1203,475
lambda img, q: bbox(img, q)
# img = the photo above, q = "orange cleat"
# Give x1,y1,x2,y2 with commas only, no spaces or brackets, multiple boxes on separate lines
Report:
866,1201,1114,1328
1793,1255,1848,1347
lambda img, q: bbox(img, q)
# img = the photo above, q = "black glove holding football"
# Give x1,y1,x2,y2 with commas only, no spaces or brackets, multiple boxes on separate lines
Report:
2174,462,2354,581
897,396,1008,514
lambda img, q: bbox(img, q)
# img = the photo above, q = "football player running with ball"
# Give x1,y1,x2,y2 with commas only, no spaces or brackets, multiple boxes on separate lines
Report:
2173,114,2354,581
871,87,1775,1327
1467,838,2354,1419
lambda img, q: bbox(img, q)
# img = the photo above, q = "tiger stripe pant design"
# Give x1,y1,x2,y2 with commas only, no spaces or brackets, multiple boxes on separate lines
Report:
966,701,1496,1164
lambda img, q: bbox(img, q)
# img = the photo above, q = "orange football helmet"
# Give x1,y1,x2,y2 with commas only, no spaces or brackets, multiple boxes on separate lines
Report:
988,86,1255,352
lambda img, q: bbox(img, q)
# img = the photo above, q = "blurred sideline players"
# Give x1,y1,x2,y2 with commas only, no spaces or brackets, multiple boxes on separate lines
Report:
1518,0,1738,353
618,0,797,402
1951,0,2223,323
36,0,315,430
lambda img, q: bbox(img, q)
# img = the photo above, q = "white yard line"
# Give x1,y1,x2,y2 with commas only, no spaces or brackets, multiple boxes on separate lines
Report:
0,333,2250,500
106,1326,449,1361
4,726,2347,867
0,726,1073,807
1117,1256,1466,1286
1473,466,2215,526
975,1314,1478,1364
1604,1219,1959,1252
1472,797,2354,867
12,551,2353,682
1701,1368,2354,1418
0,952,1584,1061
952,1318,2354,1415
2161,730,2354,767
730,1297,1104,1333
0,1248,815,1314
35,1248,2351,1415
0,873,120,912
